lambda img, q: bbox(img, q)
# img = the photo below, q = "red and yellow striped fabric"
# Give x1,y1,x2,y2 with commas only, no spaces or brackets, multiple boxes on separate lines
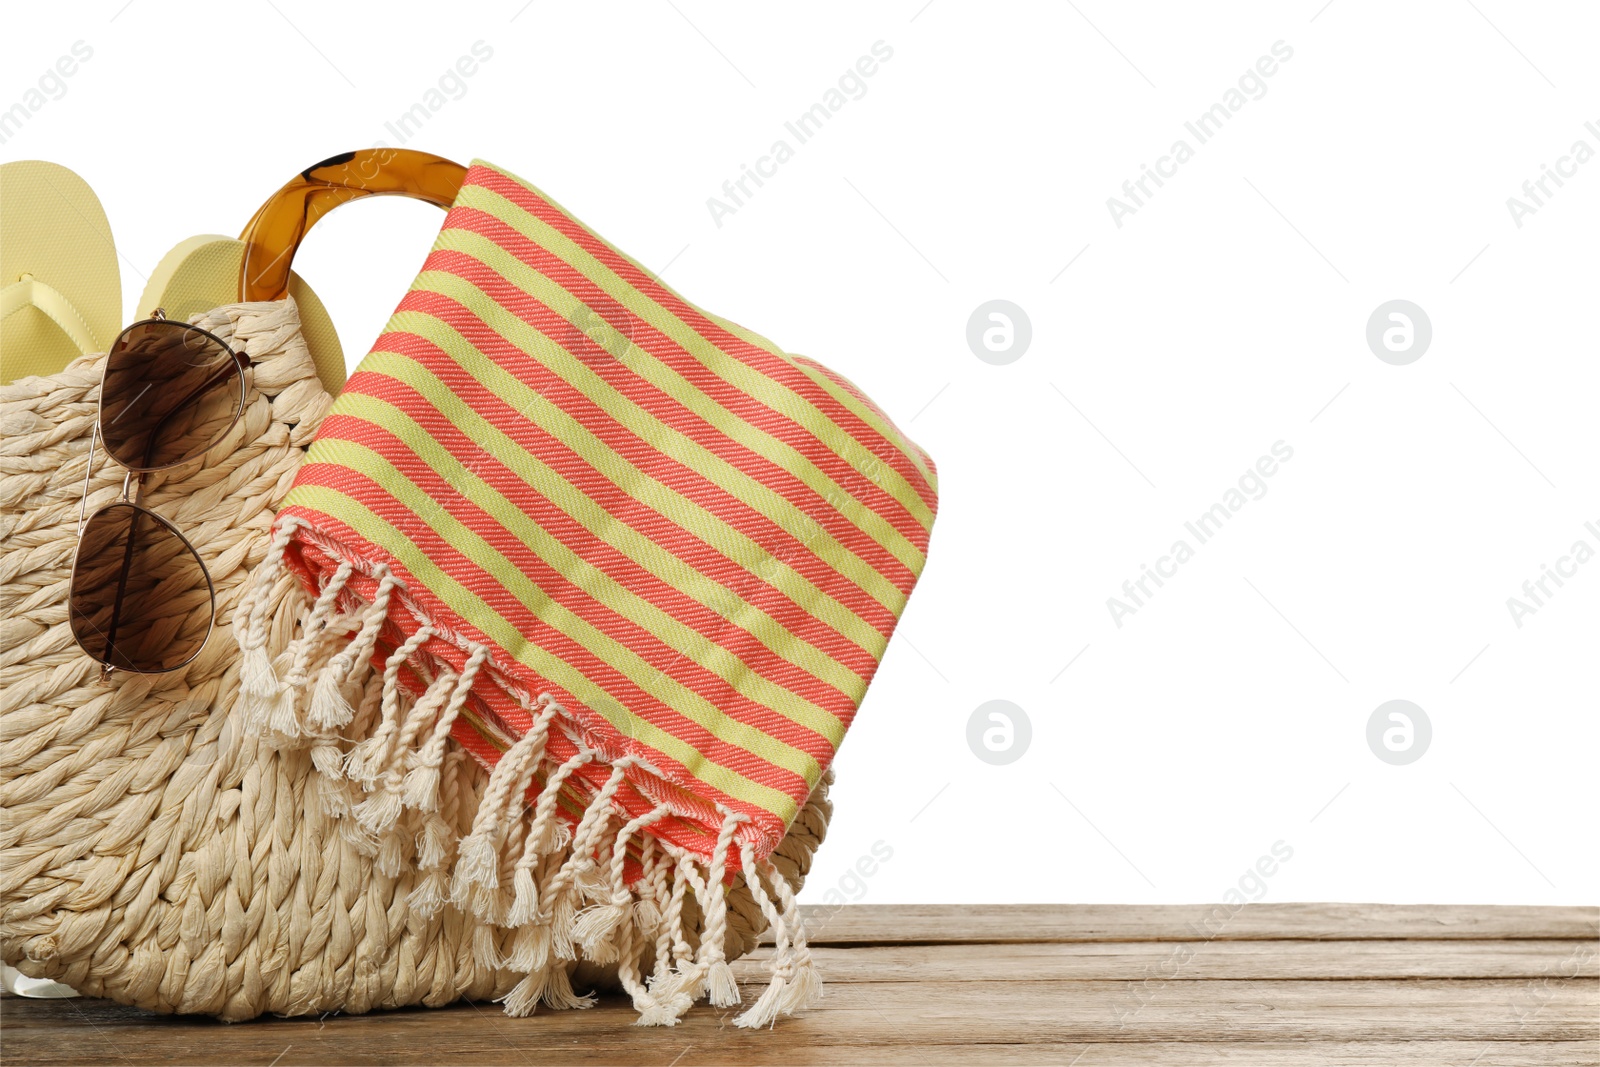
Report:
275,160,937,863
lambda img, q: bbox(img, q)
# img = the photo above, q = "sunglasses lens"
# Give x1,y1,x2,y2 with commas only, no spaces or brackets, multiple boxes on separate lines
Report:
100,321,243,471
70,503,213,674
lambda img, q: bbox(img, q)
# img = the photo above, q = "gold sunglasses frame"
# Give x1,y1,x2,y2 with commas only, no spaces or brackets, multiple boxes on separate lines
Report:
70,310,249,681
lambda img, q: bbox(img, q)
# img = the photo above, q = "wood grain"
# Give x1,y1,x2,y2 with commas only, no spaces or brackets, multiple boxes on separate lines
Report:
733,939,1600,982
795,902,1600,943
4,904,1596,1066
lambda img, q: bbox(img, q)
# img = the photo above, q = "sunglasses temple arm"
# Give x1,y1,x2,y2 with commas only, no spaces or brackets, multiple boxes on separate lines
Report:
77,424,100,536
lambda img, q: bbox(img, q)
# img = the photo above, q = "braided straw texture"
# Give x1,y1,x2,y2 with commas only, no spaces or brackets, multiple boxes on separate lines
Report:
0,298,830,1020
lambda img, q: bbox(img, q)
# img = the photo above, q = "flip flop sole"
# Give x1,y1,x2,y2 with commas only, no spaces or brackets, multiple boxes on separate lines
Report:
139,234,346,396
0,160,122,383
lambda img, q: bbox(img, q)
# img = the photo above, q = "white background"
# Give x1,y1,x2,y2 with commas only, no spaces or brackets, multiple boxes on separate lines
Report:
4,1,1595,908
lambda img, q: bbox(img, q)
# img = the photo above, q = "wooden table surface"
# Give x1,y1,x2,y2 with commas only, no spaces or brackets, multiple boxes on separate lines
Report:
4,903,1597,1065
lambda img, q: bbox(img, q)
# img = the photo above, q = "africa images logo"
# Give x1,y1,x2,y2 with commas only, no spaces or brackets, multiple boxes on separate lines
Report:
706,41,895,227
1105,40,1294,229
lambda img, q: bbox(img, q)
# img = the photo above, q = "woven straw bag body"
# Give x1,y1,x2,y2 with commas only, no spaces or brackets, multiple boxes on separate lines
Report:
0,298,829,1020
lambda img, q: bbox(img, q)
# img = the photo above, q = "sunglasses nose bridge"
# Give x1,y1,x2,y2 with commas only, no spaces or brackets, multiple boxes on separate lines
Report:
77,430,147,539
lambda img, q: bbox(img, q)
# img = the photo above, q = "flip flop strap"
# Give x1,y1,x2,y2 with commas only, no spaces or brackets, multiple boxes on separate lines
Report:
1,275,103,356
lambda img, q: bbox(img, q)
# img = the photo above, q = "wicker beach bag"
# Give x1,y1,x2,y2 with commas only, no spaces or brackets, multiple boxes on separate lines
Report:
0,163,833,1021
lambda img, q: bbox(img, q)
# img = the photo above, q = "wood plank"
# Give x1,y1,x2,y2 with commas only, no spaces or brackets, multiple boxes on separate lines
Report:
4,992,1597,1067
4,905,1596,1065
796,903,1600,944
732,939,1600,982
4,976,1596,1064
741,978,1599,1043
7,995,1596,1067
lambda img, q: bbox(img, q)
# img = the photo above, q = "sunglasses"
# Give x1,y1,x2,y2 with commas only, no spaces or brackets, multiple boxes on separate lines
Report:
70,310,252,680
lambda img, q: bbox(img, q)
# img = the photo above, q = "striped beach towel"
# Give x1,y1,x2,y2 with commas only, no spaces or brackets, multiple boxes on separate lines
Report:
236,160,937,1026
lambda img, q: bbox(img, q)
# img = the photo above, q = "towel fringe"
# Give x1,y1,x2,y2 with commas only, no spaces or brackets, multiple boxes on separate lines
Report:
573,803,670,964
232,528,822,1027
733,846,822,1028
309,566,397,729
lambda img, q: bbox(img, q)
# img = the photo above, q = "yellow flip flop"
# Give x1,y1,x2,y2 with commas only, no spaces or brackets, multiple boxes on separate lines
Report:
0,160,122,384
138,234,346,396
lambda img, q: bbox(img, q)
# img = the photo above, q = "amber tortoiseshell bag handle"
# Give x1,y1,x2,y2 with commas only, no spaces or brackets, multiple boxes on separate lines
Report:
238,149,468,307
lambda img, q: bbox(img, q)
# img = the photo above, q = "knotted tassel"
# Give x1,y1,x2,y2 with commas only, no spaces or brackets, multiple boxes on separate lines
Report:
648,854,701,1002
536,756,637,960
450,719,560,905
616,913,693,1027
499,966,550,1017
618,840,695,1027
472,924,503,971
310,743,358,818
572,803,670,965
375,830,407,878
635,838,670,952
733,844,819,1029
237,518,299,707
540,964,596,1011
700,808,748,1008
764,855,822,1018
265,558,355,738
406,867,449,919
308,566,397,729
504,918,553,973
402,645,489,811
344,624,435,784
352,668,453,838
503,706,567,925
